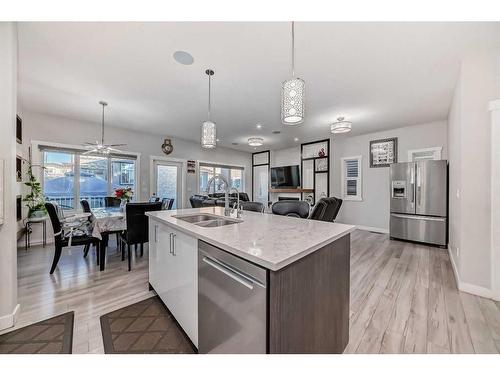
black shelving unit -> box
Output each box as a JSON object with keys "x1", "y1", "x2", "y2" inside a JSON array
[{"x1": 300, "y1": 139, "x2": 330, "y2": 205}]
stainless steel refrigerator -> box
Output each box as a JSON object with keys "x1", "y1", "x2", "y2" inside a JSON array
[{"x1": 389, "y1": 160, "x2": 448, "y2": 246}]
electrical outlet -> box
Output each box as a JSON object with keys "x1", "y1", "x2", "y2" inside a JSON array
[
  {"x1": 457, "y1": 247, "x2": 460, "y2": 258},
  {"x1": 456, "y1": 189, "x2": 460, "y2": 198}
]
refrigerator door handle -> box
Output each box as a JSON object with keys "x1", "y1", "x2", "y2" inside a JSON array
[
  {"x1": 410, "y1": 165, "x2": 415, "y2": 203},
  {"x1": 416, "y1": 165, "x2": 422, "y2": 206}
]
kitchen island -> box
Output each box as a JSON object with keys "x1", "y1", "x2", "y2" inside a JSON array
[{"x1": 146, "y1": 206, "x2": 355, "y2": 354}]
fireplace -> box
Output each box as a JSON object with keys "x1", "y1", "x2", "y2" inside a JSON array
[{"x1": 278, "y1": 196, "x2": 300, "y2": 201}]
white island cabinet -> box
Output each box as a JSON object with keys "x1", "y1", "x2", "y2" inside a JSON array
[{"x1": 149, "y1": 220, "x2": 198, "y2": 347}]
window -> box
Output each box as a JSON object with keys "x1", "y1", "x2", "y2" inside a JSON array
[
  {"x1": 199, "y1": 162, "x2": 244, "y2": 193},
  {"x1": 42, "y1": 147, "x2": 137, "y2": 209},
  {"x1": 341, "y1": 156, "x2": 362, "y2": 201}
]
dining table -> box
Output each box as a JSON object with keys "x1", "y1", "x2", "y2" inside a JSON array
[{"x1": 90, "y1": 207, "x2": 126, "y2": 271}]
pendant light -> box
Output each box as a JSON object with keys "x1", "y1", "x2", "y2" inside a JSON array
[
  {"x1": 281, "y1": 21, "x2": 305, "y2": 125},
  {"x1": 248, "y1": 137, "x2": 264, "y2": 147},
  {"x1": 83, "y1": 101, "x2": 126, "y2": 154},
  {"x1": 330, "y1": 117, "x2": 352, "y2": 134},
  {"x1": 201, "y1": 69, "x2": 217, "y2": 149}
]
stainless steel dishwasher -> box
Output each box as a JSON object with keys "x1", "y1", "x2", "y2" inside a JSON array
[{"x1": 198, "y1": 240, "x2": 267, "y2": 353}]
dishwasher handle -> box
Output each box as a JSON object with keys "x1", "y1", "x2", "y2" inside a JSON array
[{"x1": 202, "y1": 256, "x2": 265, "y2": 290}]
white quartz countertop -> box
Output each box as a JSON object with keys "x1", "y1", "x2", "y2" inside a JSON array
[{"x1": 146, "y1": 207, "x2": 355, "y2": 271}]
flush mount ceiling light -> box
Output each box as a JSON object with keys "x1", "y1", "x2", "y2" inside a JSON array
[
  {"x1": 330, "y1": 117, "x2": 352, "y2": 134},
  {"x1": 83, "y1": 101, "x2": 126, "y2": 155},
  {"x1": 281, "y1": 21, "x2": 305, "y2": 126},
  {"x1": 248, "y1": 137, "x2": 264, "y2": 147},
  {"x1": 201, "y1": 69, "x2": 217, "y2": 149},
  {"x1": 173, "y1": 50, "x2": 194, "y2": 65}
]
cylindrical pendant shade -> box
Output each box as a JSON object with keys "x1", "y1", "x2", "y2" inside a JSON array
[
  {"x1": 201, "y1": 120, "x2": 217, "y2": 149},
  {"x1": 281, "y1": 77, "x2": 305, "y2": 125}
]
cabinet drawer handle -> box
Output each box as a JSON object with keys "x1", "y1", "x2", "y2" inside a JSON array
[
  {"x1": 154, "y1": 225, "x2": 158, "y2": 243},
  {"x1": 172, "y1": 233, "x2": 176, "y2": 256},
  {"x1": 169, "y1": 233, "x2": 173, "y2": 254}
]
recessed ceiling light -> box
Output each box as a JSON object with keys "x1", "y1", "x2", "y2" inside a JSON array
[
  {"x1": 294, "y1": 137, "x2": 299, "y2": 142},
  {"x1": 173, "y1": 51, "x2": 194, "y2": 65},
  {"x1": 231, "y1": 142, "x2": 239, "y2": 146},
  {"x1": 256, "y1": 124, "x2": 262, "y2": 129},
  {"x1": 272, "y1": 130, "x2": 281, "y2": 134},
  {"x1": 216, "y1": 138, "x2": 220, "y2": 142},
  {"x1": 248, "y1": 137, "x2": 264, "y2": 147}
]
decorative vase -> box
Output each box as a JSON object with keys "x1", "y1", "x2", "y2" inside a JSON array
[{"x1": 120, "y1": 199, "x2": 127, "y2": 212}]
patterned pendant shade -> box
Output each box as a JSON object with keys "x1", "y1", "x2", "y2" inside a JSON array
[
  {"x1": 281, "y1": 77, "x2": 305, "y2": 125},
  {"x1": 201, "y1": 69, "x2": 217, "y2": 149},
  {"x1": 201, "y1": 120, "x2": 217, "y2": 149}
]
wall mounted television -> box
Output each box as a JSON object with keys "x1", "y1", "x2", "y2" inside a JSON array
[{"x1": 270, "y1": 165, "x2": 300, "y2": 188}]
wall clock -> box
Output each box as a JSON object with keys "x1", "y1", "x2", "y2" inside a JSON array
[{"x1": 161, "y1": 138, "x2": 174, "y2": 155}]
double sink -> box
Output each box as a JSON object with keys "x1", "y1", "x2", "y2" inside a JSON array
[{"x1": 173, "y1": 213, "x2": 242, "y2": 228}]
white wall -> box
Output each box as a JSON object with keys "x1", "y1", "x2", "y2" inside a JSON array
[
  {"x1": 0, "y1": 23, "x2": 19, "y2": 331},
  {"x1": 447, "y1": 50, "x2": 500, "y2": 294},
  {"x1": 19, "y1": 110, "x2": 252, "y2": 243},
  {"x1": 331, "y1": 121, "x2": 448, "y2": 232}
]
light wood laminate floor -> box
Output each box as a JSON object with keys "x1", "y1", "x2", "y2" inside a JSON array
[{"x1": 7, "y1": 230, "x2": 500, "y2": 354}]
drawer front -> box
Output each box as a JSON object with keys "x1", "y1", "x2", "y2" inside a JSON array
[{"x1": 390, "y1": 214, "x2": 447, "y2": 246}]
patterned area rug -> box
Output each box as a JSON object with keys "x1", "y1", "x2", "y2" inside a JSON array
[
  {"x1": 100, "y1": 296, "x2": 195, "y2": 354},
  {"x1": 0, "y1": 312, "x2": 74, "y2": 354}
]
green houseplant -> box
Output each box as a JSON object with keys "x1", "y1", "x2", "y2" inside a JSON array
[{"x1": 22, "y1": 157, "x2": 46, "y2": 218}]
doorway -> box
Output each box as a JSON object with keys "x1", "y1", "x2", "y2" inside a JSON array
[{"x1": 152, "y1": 159, "x2": 183, "y2": 209}]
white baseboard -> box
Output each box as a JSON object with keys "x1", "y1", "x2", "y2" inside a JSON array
[
  {"x1": 447, "y1": 245, "x2": 497, "y2": 300},
  {"x1": 354, "y1": 225, "x2": 389, "y2": 234},
  {"x1": 0, "y1": 304, "x2": 20, "y2": 331}
]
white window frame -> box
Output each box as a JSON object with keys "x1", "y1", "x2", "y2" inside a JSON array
[
  {"x1": 407, "y1": 147, "x2": 442, "y2": 162},
  {"x1": 196, "y1": 160, "x2": 245, "y2": 194},
  {"x1": 32, "y1": 140, "x2": 140, "y2": 211},
  {"x1": 341, "y1": 155, "x2": 363, "y2": 202}
]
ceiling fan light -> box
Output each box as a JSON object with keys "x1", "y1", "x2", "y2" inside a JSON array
[
  {"x1": 201, "y1": 120, "x2": 217, "y2": 149},
  {"x1": 330, "y1": 117, "x2": 352, "y2": 134},
  {"x1": 248, "y1": 137, "x2": 264, "y2": 147}
]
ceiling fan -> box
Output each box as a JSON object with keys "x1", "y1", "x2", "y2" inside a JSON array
[{"x1": 83, "y1": 101, "x2": 126, "y2": 155}]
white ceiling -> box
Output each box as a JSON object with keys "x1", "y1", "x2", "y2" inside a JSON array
[{"x1": 18, "y1": 22, "x2": 500, "y2": 152}]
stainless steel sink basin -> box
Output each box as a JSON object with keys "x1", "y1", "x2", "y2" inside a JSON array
[
  {"x1": 173, "y1": 214, "x2": 220, "y2": 223},
  {"x1": 172, "y1": 213, "x2": 242, "y2": 227},
  {"x1": 194, "y1": 218, "x2": 240, "y2": 228}
]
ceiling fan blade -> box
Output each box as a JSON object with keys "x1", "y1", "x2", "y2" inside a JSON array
[
  {"x1": 106, "y1": 147, "x2": 124, "y2": 153},
  {"x1": 82, "y1": 149, "x2": 96, "y2": 155},
  {"x1": 83, "y1": 142, "x2": 98, "y2": 146},
  {"x1": 108, "y1": 144, "x2": 127, "y2": 147}
]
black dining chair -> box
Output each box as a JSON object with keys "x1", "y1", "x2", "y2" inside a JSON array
[
  {"x1": 45, "y1": 202, "x2": 100, "y2": 274},
  {"x1": 119, "y1": 202, "x2": 163, "y2": 271},
  {"x1": 241, "y1": 201, "x2": 265, "y2": 213},
  {"x1": 149, "y1": 196, "x2": 160, "y2": 203},
  {"x1": 308, "y1": 197, "x2": 343, "y2": 222},
  {"x1": 104, "y1": 196, "x2": 122, "y2": 246},
  {"x1": 271, "y1": 200, "x2": 310, "y2": 219},
  {"x1": 105, "y1": 196, "x2": 121, "y2": 207},
  {"x1": 79, "y1": 200, "x2": 96, "y2": 258},
  {"x1": 161, "y1": 198, "x2": 175, "y2": 210}
]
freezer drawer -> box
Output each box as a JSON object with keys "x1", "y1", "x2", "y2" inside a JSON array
[{"x1": 390, "y1": 213, "x2": 447, "y2": 246}]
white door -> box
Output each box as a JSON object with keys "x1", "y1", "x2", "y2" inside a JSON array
[{"x1": 153, "y1": 160, "x2": 183, "y2": 209}]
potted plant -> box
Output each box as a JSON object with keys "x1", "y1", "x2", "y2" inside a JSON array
[
  {"x1": 23, "y1": 158, "x2": 46, "y2": 218},
  {"x1": 114, "y1": 187, "x2": 133, "y2": 212}
]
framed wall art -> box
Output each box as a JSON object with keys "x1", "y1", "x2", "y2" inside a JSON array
[{"x1": 369, "y1": 137, "x2": 398, "y2": 168}]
